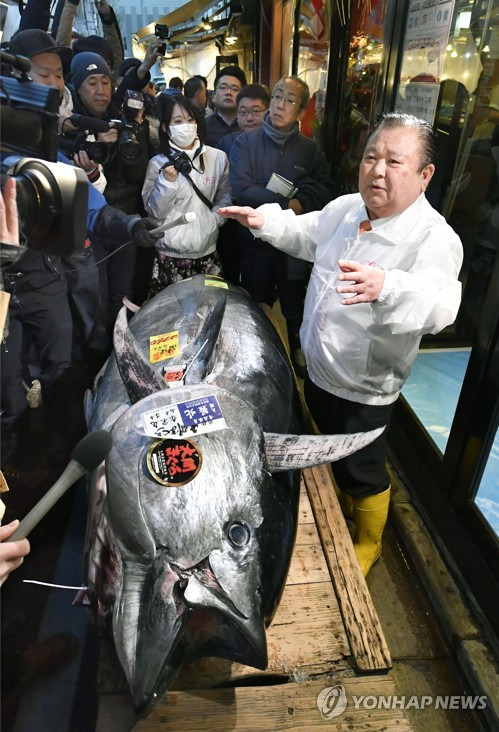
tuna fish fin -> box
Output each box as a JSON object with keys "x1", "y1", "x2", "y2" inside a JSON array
[
  {"x1": 263, "y1": 427, "x2": 386, "y2": 471},
  {"x1": 113, "y1": 306, "x2": 167, "y2": 404},
  {"x1": 183, "y1": 293, "x2": 227, "y2": 384}
]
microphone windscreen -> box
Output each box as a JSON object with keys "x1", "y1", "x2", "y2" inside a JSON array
[
  {"x1": 71, "y1": 430, "x2": 113, "y2": 471},
  {"x1": 69, "y1": 115, "x2": 111, "y2": 133},
  {"x1": 184, "y1": 212, "x2": 197, "y2": 223}
]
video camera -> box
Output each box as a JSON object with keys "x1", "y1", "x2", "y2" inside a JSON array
[
  {"x1": 0, "y1": 51, "x2": 88, "y2": 259},
  {"x1": 60, "y1": 90, "x2": 144, "y2": 165},
  {"x1": 154, "y1": 24, "x2": 170, "y2": 56},
  {"x1": 118, "y1": 89, "x2": 144, "y2": 162}
]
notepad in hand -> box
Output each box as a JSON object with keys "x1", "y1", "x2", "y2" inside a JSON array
[{"x1": 266, "y1": 173, "x2": 298, "y2": 198}]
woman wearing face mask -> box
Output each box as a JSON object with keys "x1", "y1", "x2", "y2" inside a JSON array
[{"x1": 142, "y1": 95, "x2": 232, "y2": 292}]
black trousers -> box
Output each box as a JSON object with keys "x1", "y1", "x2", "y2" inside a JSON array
[
  {"x1": 240, "y1": 243, "x2": 309, "y2": 335},
  {"x1": 91, "y1": 234, "x2": 136, "y2": 335},
  {"x1": 304, "y1": 376, "x2": 395, "y2": 498},
  {"x1": 1, "y1": 289, "x2": 72, "y2": 427}
]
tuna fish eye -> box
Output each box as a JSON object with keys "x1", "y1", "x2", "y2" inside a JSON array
[{"x1": 227, "y1": 521, "x2": 250, "y2": 548}]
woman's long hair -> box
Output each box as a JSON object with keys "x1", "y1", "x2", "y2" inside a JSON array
[{"x1": 157, "y1": 94, "x2": 207, "y2": 155}]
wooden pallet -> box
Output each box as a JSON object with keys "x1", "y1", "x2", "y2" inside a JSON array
[
  {"x1": 97, "y1": 469, "x2": 403, "y2": 731},
  {"x1": 133, "y1": 676, "x2": 413, "y2": 731},
  {"x1": 303, "y1": 465, "x2": 392, "y2": 673}
]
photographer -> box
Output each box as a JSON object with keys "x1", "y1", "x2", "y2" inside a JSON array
[
  {"x1": 66, "y1": 51, "x2": 153, "y2": 326},
  {"x1": 142, "y1": 95, "x2": 231, "y2": 290},
  {"x1": 1, "y1": 34, "x2": 161, "y2": 463}
]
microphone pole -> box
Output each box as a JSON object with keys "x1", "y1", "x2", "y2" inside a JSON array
[{"x1": 6, "y1": 430, "x2": 113, "y2": 542}]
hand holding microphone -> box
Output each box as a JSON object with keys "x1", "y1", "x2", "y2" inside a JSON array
[
  {"x1": 131, "y1": 212, "x2": 197, "y2": 248},
  {"x1": 6, "y1": 430, "x2": 113, "y2": 542}
]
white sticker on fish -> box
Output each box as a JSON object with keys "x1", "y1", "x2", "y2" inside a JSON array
[{"x1": 142, "y1": 394, "x2": 227, "y2": 439}]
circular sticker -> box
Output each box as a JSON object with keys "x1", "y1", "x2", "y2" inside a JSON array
[{"x1": 146, "y1": 438, "x2": 202, "y2": 486}]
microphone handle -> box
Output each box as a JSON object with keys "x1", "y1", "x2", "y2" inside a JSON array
[
  {"x1": 6, "y1": 461, "x2": 86, "y2": 541},
  {"x1": 149, "y1": 213, "x2": 195, "y2": 235}
]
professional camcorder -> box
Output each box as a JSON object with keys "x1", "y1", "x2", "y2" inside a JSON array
[
  {"x1": 168, "y1": 149, "x2": 193, "y2": 176},
  {"x1": 0, "y1": 51, "x2": 87, "y2": 258},
  {"x1": 154, "y1": 24, "x2": 170, "y2": 56},
  {"x1": 118, "y1": 89, "x2": 144, "y2": 162}
]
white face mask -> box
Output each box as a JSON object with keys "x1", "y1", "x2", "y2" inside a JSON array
[{"x1": 169, "y1": 123, "x2": 197, "y2": 148}]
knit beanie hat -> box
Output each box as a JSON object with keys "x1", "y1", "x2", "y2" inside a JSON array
[
  {"x1": 117, "y1": 57, "x2": 141, "y2": 78},
  {"x1": 71, "y1": 52, "x2": 112, "y2": 91}
]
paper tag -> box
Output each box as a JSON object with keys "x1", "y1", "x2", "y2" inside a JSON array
[
  {"x1": 142, "y1": 395, "x2": 226, "y2": 439},
  {"x1": 149, "y1": 331, "x2": 179, "y2": 363},
  {"x1": 162, "y1": 363, "x2": 187, "y2": 385},
  {"x1": 0, "y1": 471, "x2": 9, "y2": 494},
  {"x1": 204, "y1": 277, "x2": 228, "y2": 289},
  {"x1": 146, "y1": 438, "x2": 202, "y2": 486}
]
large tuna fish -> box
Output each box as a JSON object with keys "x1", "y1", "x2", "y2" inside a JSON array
[{"x1": 84, "y1": 274, "x2": 382, "y2": 714}]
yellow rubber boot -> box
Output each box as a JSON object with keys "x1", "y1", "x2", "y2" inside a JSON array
[{"x1": 352, "y1": 487, "x2": 391, "y2": 577}]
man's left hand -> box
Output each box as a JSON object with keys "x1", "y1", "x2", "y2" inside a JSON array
[{"x1": 336, "y1": 259, "x2": 385, "y2": 305}]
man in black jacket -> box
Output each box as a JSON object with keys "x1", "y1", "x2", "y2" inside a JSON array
[
  {"x1": 67, "y1": 52, "x2": 154, "y2": 326},
  {"x1": 230, "y1": 76, "x2": 332, "y2": 376},
  {"x1": 205, "y1": 66, "x2": 247, "y2": 146}
]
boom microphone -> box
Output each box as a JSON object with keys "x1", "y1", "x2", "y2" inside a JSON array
[
  {"x1": 68, "y1": 114, "x2": 112, "y2": 133},
  {"x1": 0, "y1": 50, "x2": 32, "y2": 74},
  {"x1": 6, "y1": 430, "x2": 113, "y2": 541},
  {"x1": 149, "y1": 212, "x2": 197, "y2": 235}
]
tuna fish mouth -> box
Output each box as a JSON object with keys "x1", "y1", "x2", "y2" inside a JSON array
[
  {"x1": 171, "y1": 558, "x2": 246, "y2": 619},
  {"x1": 131, "y1": 552, "x2": 267, "y2": 714}
]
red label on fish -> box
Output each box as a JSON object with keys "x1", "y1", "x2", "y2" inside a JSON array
[
  {"x1": 162, "y1": 363, "x2": 186, "y2": 384},
  {"x1": 146, "y1": 438, "x2": 202, "y2": 486}
]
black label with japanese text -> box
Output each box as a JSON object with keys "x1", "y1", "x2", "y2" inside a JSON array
[{"x1": 146, "y1": 438, "x2": 202, "y2": 486}]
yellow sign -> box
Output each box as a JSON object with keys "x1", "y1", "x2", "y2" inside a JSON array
[{"x1": 150, "y1": 331, "x2": 179, "y2": 363}]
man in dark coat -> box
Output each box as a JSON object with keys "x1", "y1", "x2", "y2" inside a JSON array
[{"x1": 229, "y1": 76, "x2": 332, "y2": 376}]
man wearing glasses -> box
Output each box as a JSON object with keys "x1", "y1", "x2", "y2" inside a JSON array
[
  {"x1": 205, "y1": 66, "x2": 247, "y2": 146},
  {"x1": 229, "y1": 76, "x2": 332, "y2": 377},
  {"x1": 218, "y1": 85, "x2": 270, "y2": 157},
  {"x1": 217, "y1": 84, "x2": 271, "y2": 283}
]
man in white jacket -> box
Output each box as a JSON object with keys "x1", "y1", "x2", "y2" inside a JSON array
[{"x1": 218, "y1": 112, "x2": 463, "y2": 577}]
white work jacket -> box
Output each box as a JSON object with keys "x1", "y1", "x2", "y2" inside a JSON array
[
  {"x1": 142, "y1": 144, "x2": 231, "y2": 259},
  {"x1": 253, "y1": 193, "x2": 463, "y2": 405}
]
